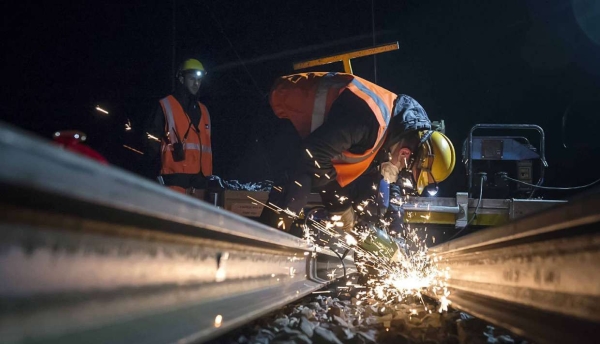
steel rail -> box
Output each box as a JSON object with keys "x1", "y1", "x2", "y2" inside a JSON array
[
  {"x1": 429, "y1": 189, "x2": 600, "y2": 344},
  {"x1": 0, "y1": 121, "x2": 356, "y2": 344}
]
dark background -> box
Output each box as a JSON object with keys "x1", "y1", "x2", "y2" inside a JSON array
[{"x1": 2, "y1": 0, "x2": 599, "y2": 199}]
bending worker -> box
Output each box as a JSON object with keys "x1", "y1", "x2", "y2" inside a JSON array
[
  {"x1": 145, "y1": 58, "x2": 214, "y2": 196},
  {"x1": 258, "y1": 72, "x2": 456, "y2": 252}
]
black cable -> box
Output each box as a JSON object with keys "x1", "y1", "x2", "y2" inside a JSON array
[
  {"x1": 332, "y1": 250, "x2": 347, "y2": 280},
  {"x1": 503, "y1": 175, "x2": 600, "y2": 190}
]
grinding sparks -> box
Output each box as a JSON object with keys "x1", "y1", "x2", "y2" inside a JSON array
[
  {"x1": 355, "y1": 218, "x2": 452, "y2": 313},
  {"x1": 438, "y1": 289, "x2": 451, "y2": 313},
  {"x1": 345, "y1": 197, "x2": 450, "y2": 312},
  {"x1": 257, "y1": 178, "x2": 451, "y2": 314},
  {"x1": 305, "y1": 149, "x2": 313, "y2": 158},
  {"x1": 345, "y1": 234, "x2": 358, "y2": 246},
  {"x1": 277, "y1": 218, "x2": 286, "y2": 230},
  {"x1": 146, "y1": 132, "x2": 160, "y2": 142},
  {"x1": 327, "y1": 269, "x2": 337, "y2": 280},
  {"x1": 95, "y1": 106, "x2": 109, "y2": 114},
  {"x1": 123, "y1": 145, "x2": 144, "y2": 155}
]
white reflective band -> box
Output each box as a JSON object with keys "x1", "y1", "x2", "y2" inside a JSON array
[
  {"x1": 349, "y1": 79, "x2": 391, "y2": 125},
  {"x1": 333, "y1": 129, "x2": 387, "y2": 164},
  {"x1": 167, "y1": 143, "x2": 204, "y2": 151},
  {"x1": 160, "y1": 98, "x2": 177, "y2": 145},
  {"x1": 185, "y1": 143, "x2": 200, "y2": 150},
  {"x1": 201, "y1": 145, "x2": 212, "y2": 153}
]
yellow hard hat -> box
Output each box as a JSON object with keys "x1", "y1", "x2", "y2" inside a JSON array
[
  {"x1": 178, "y1": 59, "x2": 206, "y2": 77},
  {"x1": 415, "y1": 131, "x2": 456, "y2": 195}
]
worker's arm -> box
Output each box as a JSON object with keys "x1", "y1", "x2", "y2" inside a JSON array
[{"x1": 385, "y1": 181, "x2": 405, "y2": 233}]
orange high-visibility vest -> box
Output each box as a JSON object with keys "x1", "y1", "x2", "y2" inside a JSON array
[
  {"x1": 159, "y1": 95, "x2": 212, "y2": 176},
  {"x1": 270, "y1": 72, "x2": 396, "y2": 187}
]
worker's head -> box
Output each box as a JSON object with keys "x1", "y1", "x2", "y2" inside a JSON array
[
  {"x1": 384, "y1": 130, "x2": 456, "y2": 195},
  {"x1": 177, "y1": 59, "x2": 206, "y2": 95}
]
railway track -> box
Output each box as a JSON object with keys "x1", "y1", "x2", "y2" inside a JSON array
[
  {"x1": 1, "y1": 121, "x2": 599, "y2": 344},
  {"x1": 0, "y1": 122, "x2": 355, "y2": 344}
]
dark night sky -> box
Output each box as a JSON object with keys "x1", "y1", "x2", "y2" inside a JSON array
[{"x1": 2, "y1": 0, "x2": 599, "y2": 199}]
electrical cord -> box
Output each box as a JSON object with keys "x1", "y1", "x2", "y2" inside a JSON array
[
  {"x1": 449, "y1": 173, "x2": 486, "y2": 240},
  {"x1": 502, "y1": 174, "x2": 600, "y2": 190}
]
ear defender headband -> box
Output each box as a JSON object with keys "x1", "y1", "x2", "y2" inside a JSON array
[
  {"x1": 417, "y1": 131, "x2": 439, "y2": 195},
  {"x1": 397, "y1": 130, "x2": 438, "y2": 195}
]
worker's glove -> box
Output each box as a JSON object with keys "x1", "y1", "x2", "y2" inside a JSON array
[{"x1": 380, "y1": 161, "x2": 400, "y2": 184}]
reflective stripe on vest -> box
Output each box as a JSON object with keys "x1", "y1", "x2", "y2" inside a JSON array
[
  {"x1": 198, "y1": 103, "x2": 212, "y2": 168},
  {"x1": 349, "y1": 78, "x2": 391, "y2": 125},
  {"x1": 332, "y1": 77, "x2": 393, "y2": 164},
  {"x1": 331, "y1": 76, "x2": 396, "y2": 186},
  {"x1": 161, "y1": 98, "x2": 177, "y2": 144},
  {"x1": 165, "y1": 142, "x2": 212, "y2": 153}
]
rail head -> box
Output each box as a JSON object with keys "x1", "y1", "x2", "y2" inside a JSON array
[{"x1": 0, "y1": 121, "x2": 306, "y2": 250}]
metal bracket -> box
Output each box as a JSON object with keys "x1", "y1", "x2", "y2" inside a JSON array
[{"x1": 455, "y1": 192, "x2": 469, "y2": 228}]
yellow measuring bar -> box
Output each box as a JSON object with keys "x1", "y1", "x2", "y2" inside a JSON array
[{"x1": 293, "y1": 42, "x2": 399, "y2": 74}]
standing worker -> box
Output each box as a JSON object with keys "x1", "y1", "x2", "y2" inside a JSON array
[
  {"x1": 258, "y1": 72, "x2": 456, "y2": 256},
  {"x1": 145, "y1": 58, "x2": 215, "y2": 198}
]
